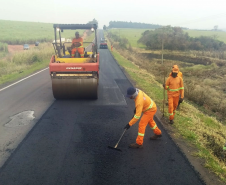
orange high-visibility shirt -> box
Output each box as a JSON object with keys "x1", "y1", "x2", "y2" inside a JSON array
[
  {"x1": 129, "y1": 90, "x2": 156, "y2": 126},
  {"x1": 165, "y1": 76, "x2": 184, "y2": 98},
  {"x1": 71, "y1": 47, "x2": 84, "y2": 58},
  {"x1": 169, "y1": 71, "x2": 183, "y2": 79},
  {"x1": 72, "y1": 37, "x2": 83, "y2": 48}
]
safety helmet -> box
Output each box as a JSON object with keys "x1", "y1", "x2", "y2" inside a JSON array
[
  {"x1": 172, "y1": 65, "x2": 179, "y2": 73},
  {"x1": 126, "y1": 87, "x2": 137, "y2": 98}
]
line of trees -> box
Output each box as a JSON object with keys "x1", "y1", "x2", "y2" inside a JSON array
[
  {"x1": 138, "y1": 26, "x2": 226, "y2": 51},
  {"x1": 108, "y1": 21, "x2": 162, "y2": 29}
]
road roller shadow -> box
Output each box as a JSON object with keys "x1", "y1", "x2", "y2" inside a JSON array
[{"x1": 52, "y1": 82, "x2": 128, "y2": 106}]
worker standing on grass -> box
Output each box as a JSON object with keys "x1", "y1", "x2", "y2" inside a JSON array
[
  {"x1": 169, "y1": 65, "x2": 183, "y2": 109},
  {"x1": 124, "y1": 87, "x2": 162, "y2": 149},
  {"x1": 163, "y1": 65, "x2": 184, "y2": 124},
  {"x1": 71, "y1": 31, "x2": 84, "y2": 58}
]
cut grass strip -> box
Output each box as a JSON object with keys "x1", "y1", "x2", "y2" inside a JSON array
[
  {"x1": 0, "y1": 43, "x2": 53, "y2": 86},
  {"x1": 0, "y1": 59, "x2": 49, "y2": 86}
]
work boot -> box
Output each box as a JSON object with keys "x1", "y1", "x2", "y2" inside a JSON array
[
  {"x1": 129, "y1": 143, "x2": 143, "y2": 149},
  {"x1": 150, "y1": 134, "x2": 162, "y2": 140},
  {"x1": 169, "y1": 120, "x2": 174, "y2": 124}
]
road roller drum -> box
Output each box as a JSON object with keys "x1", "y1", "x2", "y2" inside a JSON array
[{"x1": 52, "y1": 77, "x2": 98, "y2": 99}]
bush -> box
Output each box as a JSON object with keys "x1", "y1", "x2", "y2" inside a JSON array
[
  {"x1": 0, "y1": 42, "x2": 8, "y2": 52},
  {"x1": 108, "y1": 32, "x2": 130, "y2": 49}
]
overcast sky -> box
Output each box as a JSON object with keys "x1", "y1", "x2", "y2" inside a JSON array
[{"x1": 0, "y1": 0, "x2": 225, "y2": 30}]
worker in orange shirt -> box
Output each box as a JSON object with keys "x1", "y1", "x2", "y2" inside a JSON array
[
  {"x1": 124, "y1": 87, "x2": 162, "y2": 148},
  {"x1": 71, "y1": 32, "x2": 84, "y2": 58},
  {"x1": 168, "y1": 65, "x2": 183, "y2": 109},
  {"x1": 164, "y1": 65, "x2": 184, "y2": 124}
]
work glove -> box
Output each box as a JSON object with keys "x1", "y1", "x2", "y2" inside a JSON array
[
  {"x1": 179, "y1": 98, "x2": 183, "y2": 103},
  {"x1": 124, "y1": 124, "x2": 131, "y2": 130},
  {"x1": 134, "y1": 108, "x2": 136, "y2": 114}
]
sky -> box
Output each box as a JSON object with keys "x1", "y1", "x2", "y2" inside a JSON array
[{"x1": 0, "y1": 0, "x2": 226, "y2": 30}]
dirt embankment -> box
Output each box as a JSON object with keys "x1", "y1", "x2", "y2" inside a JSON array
[
  {"x1": 8, "y1": 45, "x2": 35, "y2": 54},
  {"x1": 143, "y1": 53, "x2": 213, "y2": 65},
  {"x1": 142, "y1": 52, "x2": 226, "y2": 67}
]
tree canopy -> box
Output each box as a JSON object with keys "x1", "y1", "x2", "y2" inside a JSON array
[
  {"x1": 87, "y1": 19, "x2": 98, "y2": 27},
  {"x1": 138, "y1": 26, "x2": 226, "y2": 51}
]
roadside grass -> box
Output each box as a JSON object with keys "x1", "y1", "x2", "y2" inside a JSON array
[
  {"x1": 0, "y1": 43, "x2": 53, "y2": 85},
  {"x1": 0, "y1": 59, "x2": 49, "y2": 85},
  {"x1": 105, "y1": 35, "x2": 226, "y2": 182},
  {"x1": 185, "y1": 30, "x2": 226, "y2": 43}
]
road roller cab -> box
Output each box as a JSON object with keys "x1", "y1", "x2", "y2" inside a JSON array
[{"x1": 49, "y1": 24, "x2": 99, "y2": 99}]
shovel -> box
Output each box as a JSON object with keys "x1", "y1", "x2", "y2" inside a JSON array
[{"x1": 108, "y1": 129, "x2": 127, "y2": 152}]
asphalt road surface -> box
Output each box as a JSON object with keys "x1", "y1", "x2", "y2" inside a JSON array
[{"x1": 0, "y1": 30, "x2": 205, "y2": 185}]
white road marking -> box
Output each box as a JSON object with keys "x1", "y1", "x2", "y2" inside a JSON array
[{"x1": 0, "y1": 68, "x2": 49, "y2": 92}]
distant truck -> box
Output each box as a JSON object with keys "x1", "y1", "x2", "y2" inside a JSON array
[
  {"x1": 23, "y1": 44, "x2": 29, "y2": 50},
  {"x1": 99, "y1": 38, "x2": 108, "y2": 49}
]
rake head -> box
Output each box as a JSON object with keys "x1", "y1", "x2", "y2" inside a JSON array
[{"x1": 108, "y1": 146, "x2": 122, "y2": 152}]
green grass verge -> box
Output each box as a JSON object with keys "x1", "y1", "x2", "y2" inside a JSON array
[
  {"x1": 0, "y1": 43, "x2": 54, "y2": 86},
  {"x1": 0, "y1": 59, "x2": 49, "y2": 86},
  {"x1": 107, "y1": 37, "x2": 226, "y2": 182}
]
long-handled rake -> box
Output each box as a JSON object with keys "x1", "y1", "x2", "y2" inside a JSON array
[{"x1": 108, "y1": 129, "x2": 127, "y2": 152}]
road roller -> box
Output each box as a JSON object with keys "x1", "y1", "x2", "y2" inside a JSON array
[{"x1": 49, "y1": 24, "x2": 99, "y2": 99}]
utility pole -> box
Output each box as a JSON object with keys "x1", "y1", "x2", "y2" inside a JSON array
[
  {"x1": 159, "y1": 26, "x2": 172, "y2": 117},
  {"x1": 162, "y1": 37, "x2": 165, "y2": 117}
]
